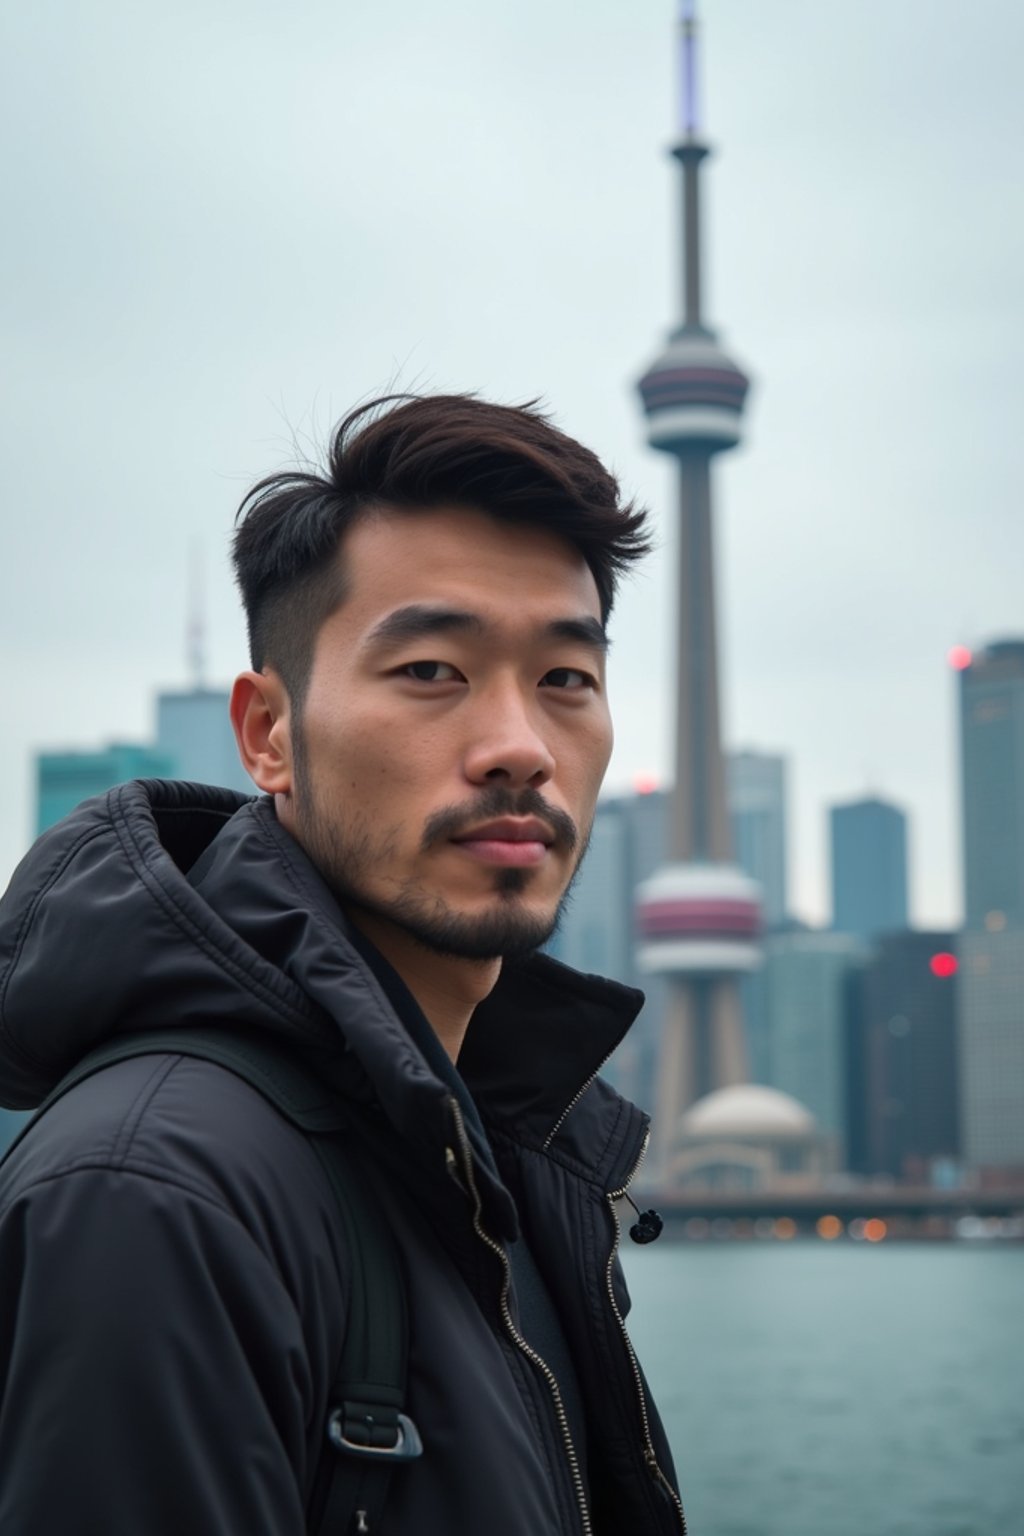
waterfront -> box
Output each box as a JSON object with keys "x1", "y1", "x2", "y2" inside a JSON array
[{"x1": 621, "y1": 1242, "x2": 1024, "y2": 1536}]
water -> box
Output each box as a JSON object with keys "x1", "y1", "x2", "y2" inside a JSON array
[{"x1": 620, "y1": 1242, "x2": 1024, "y2": 1536}]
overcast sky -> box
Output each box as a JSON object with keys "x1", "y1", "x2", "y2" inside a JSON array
[{"x1": 2, "y1": 0, "x2": 1021, "y2": 926}]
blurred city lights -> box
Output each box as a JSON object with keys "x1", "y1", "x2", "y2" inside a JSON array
[
  {"x1": 948, "y1": 644, "x2": 973, "y2": 670},
  {"x1": 773, "y1": 1217, "x2": 797, "y2": 1240},
  {"x1": 929, "y1": 952, "x2": 958, "y2": 978},
  {"x1": 816, "y1": 1214, "x2": 843, "y2": 1240},
  {"x1": 633, "y1": 772, "x2": 659, "y2": 795},
  {"x1": 863, "y1": 1218, "x2": 888, "y2": 1243}
]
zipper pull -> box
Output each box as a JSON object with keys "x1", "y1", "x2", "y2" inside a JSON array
[{"x1": 622, "y1": 1190, "x2": 664, "y2": 1244}]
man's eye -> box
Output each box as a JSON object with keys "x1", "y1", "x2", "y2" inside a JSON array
[
  {"x1": 402, "y1": 660, "x2": 461, "y2": 682},
  {"x1": 540, "y1": 668, "x2": 590, "y2": 690}
]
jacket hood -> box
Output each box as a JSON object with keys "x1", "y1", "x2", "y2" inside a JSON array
[
  {"x1": 0, "y1": 780, "x2": 646, "y2": 1200},
  {"x1": 0, "y1": 780, "x2": 327, "y2": 1105}
]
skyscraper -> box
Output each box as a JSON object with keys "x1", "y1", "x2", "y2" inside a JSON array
[
  {"x1": 35, "y1": 569, "x2": 252, "y2": 836},
  {"x1": 955, "y1": 639, "x2": 1024, "y2": 1176},
  {"x1": 37, "y1": 743, "x2": 176, "y2": 834},
  {"x1": 155, "y1": 686, "x2": 253, "y2": 795},
  {"x1": 830, "y1": 796, "x2": 909, "y2": 942},
  {"x1": 755, "y1": 928, "x2": 865, "y2": 1165},
  {"x1": 844, "y1": 933, "x2": 960, "y2": 1182},
  {"x1": 633, "y1": 4, "x2": 760, "y2": 1174},
  {"x1": 957, "y1": 639, "x2": 1024, "y2": 929},
  {"x1": 154, "y1": 554, "x2": 254, "y2": 797},
  {"x1": 958, "y1": 929, "x2": 1024, "y2": 1176},
  {"x1": 35, "y1": 688, "x2": 251, "y2": 837},
  {"x1": 728, "y1": 750, "x2": 788, "y2": 928}
]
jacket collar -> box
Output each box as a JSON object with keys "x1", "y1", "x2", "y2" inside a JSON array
[{"x1": 203, "y1": 798, "x2": 649, "y2": 1195}]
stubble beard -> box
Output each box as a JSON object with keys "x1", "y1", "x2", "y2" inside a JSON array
[{"x1": 291, "y1": 735, "x2": 588, "y2": 962}]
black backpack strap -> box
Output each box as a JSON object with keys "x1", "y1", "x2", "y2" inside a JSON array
[
  {"x1": 309, "y1": 1131, "x2": 422, "y2": 1535},
  {"x1": 16, "y1": 1028, "x2": 351, "y2": 1135},
  {"x1": 7, "y1": 1028, "x2": 422, "y2": 1536}
]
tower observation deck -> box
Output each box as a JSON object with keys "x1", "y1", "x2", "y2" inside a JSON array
[{"x1": 635, "y1": 2, "x2": 761, "y2": 1180}]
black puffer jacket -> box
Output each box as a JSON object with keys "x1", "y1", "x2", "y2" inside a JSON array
[{"x1": 0, "y1": 780, "x2": 684, "y2": 1535}]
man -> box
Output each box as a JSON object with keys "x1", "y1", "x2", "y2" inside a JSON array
[{"x1": 0, "y1": 394, "x2": 684, "y2": 1534}]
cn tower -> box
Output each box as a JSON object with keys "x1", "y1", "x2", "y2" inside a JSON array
[{"x1": 634, "y1": 1, "x2": 761, "y2": 1181}]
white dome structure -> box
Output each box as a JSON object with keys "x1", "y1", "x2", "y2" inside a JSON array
[
  {"x1": 680, "y1": 1084, "x2": 816, "y2": 1142},
  {"x1": 667, "y1": 1084, "x2": 826, "y2": 1194}
]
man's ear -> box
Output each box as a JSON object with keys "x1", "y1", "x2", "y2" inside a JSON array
[{"x1": 230, "y1": 670, "x2": 294, "y2": 794}]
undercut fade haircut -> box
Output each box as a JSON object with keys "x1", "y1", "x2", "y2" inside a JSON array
[{"x1": 232, "y1": 393, "x2": 651, "y2": 710}]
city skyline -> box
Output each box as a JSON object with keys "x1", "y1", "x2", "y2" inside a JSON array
[{"x1": 3, "y1": 1, "x2": 1024, "y2": 928}]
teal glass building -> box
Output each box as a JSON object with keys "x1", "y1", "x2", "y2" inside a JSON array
[
  {"x1": 36, "y1": 686, "x2": 253, "y2": 836},
  {"x1": 830, "y1": 796, "x2": 909, "y2": 942},
  {"x1": 37, "y1": 743, "x2": 176, "y2": 834}
]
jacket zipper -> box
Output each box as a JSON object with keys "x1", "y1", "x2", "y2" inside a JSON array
[
  {"x1": 446, "y1": 1098, "x2": 592, "y2": 1536},
  {"x1": 606, "y1": 1130, "x2": 688, "y2": 1534},
  {"x1": 542, "y1": 1042, "x2": 621, "y2": 1150}
]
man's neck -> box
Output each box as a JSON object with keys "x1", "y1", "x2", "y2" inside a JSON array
[{"x1": 344, "y1": 910, "x2": 500, "y2": 1062}]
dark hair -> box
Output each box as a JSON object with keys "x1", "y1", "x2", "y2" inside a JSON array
[{"x1": 232, "y1": 393, "x2": 650, "y2": 707}]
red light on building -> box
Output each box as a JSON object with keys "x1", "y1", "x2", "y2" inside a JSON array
[
  {"x1": 929, "y1": 952, "x2": 958, "y2": 978},
  {"x1": 947, "y1": 645, "x2": 972, "y2": 671},
  {"x1": 633, "y1": 772, "x2": 659, "y2": 796}
]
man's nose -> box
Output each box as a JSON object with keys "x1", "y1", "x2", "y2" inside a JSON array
[{"x1": 463, "y1": 685, "x2": 556, "y2": 788}]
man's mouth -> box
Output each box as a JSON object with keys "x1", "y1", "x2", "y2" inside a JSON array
[{"x1": 450, "y1": 817, "x2": 555, "y2": 868}]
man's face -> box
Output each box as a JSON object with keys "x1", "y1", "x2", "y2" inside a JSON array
[{"x1": 280, "y1": 503, "x2": 613, "y2": 961}]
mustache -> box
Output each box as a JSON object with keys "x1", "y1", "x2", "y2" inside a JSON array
[{"x1": 421, "y1": 786, "x2": 578, "y2": 854}]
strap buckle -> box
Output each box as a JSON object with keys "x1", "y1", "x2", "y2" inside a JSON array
[{"x1": 327, "y1": 1406, "x2": 423, "y2": 1462}]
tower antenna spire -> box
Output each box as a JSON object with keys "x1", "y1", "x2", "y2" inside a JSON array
[
  {"x1": 680, "y1": 0, "x2": 700, "y2": 140},
  {"x1": 187, "y1": 543, "x2": 207, "y2": 690}
]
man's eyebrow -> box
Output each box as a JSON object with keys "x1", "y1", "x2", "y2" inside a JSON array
[
  {"x1": 546, "y1": 616, "x2": 610, "y2": 654},
  {"x1": 364, "y1": 605, "x2": 609, "y2": 654},
  {"x1": 364, "y1": 606, "x2": 485, "y2": 649}
]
